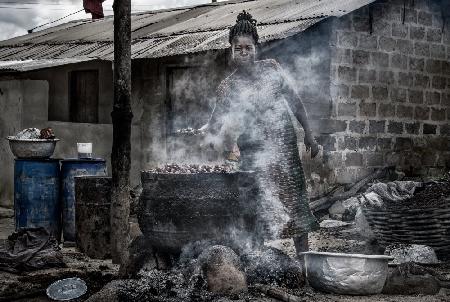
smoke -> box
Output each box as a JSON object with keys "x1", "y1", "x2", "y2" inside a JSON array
[{"x1": 144, "y1": 25, "x2": 330, "y2": 247}]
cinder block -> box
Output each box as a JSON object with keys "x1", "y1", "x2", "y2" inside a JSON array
[
  {"x1": 426, "y1": 28, "x2": 443, "y2": 43},
  {"x1": 409, "y1": 57, "x2": 425, "y2": 72},
  {"x1": 364, "y1": 152, "x2": 384, "y2": 167},
  {"x1": 353, "y1": 50, "x2": 370, "y2": 65},
  {"x1": 373, "y1": 86, "x2": 389, "y2": 100},
  {"x1": 414, "y1": 106, "x2": 430, "y2": 120},
  {"x1": 387, "y1": 121, "x2": 403, "y2": 134},
  {"x1": 426, "y1": 59, "x2": 442, "y2": 74},
  {"x1": 405, "y1": 122, "x2": 420, "y2": 134},
  {"x1": 425, "y1": 91, "x2": 441, "y2": 105},
  {"x1": 394, "y1": 137, "x2": 413, "y2": 150},
  {"x1": 338, "y1": 31, "x2": 358, "y2": 48},
  {"x1": 431, "y1": 108, "x2": 446, "y2": 121},
  {"x1": 414, "y1": 41, "x2": 430, "y2": 56},
  {"x1": 396, "y1": 39, "x2": 414, "y2": 54},
  {"x1": 410, "y1": 26, "x2": 425, "y2": 40},
  {"x1": 423, "y1": 123, "x2": 437, "y2": 134},
  {"x1": 351, "y1": 85, "x2": 370, "y2": 99},
  {"x1": 379, "y1": 103, "x2": 395, "y2": 117},
  {"x1": 377, "y1": 137, "x2": 393, "y2": 150},
  {"x1": 345, "y1": 152, "x2": 363, "y2": 166},
  {"x1": 398, "y1": 72, "x2": 414, "y2": 87},
  {"x1": 359, "y1": 34, "x2": 378, "y2": 49},
  {"x1": 430, "y1": 44, "x2": 446, "y2": 59},
  {"x1": 349, "y1": 121, "x2": 366, "y2": 133},
  {"x1": 392, "y1": 22, "x2": 408, "y2": 38},
  {"x1": 432, "y1": 76, "x2": 447, "y2": 89},
  {"x1": 408, "y1": 89, "x2": 424, "y2": 104},
  {"x1": 353, "y1": 16, "x2": 370, "y2": 32},
  {"x1": 379, "y1": 70, "x2": 395, "y2": 84},
  {"x1": 359, "y1": 136, "x2": 378, "y2": 150},
  {"x1": 359, "y1": 68, "x2": 377, "y2": 83},
  {"x1": 369, "y1": 120, "x2": 386, "y2": 133},
  {"x1": 391, "y1": 53, "x2": 408, "y2": 69},
  {"x1": 338, "y1": 66, "x2": 357, "y2": 83},
  {"x1": 397, "y1": 105, "x2": 414, "y2": 118},
  {"x1": 418, "y1": 11, "x2": 432, "y2": 26},
  {"x1": 391, "y1": 88, "x2": 407, "y2": 102},
  {"x1": 380, "y1": 37, "x2": 397, "y2": 52},
  {"x1": 413, "y1": 74, "x2": 430, "y2": 88},
  {"x1": 338, "y1": 103, "x2": 357, "y2": 117},
  {"x1": 371, "y1": 52, "x2": 389, "y2": 67},
  {"x1": 360, "y1": 102, "x2": 377, "y2": 117}
]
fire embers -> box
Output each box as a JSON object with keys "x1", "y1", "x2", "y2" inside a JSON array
[
  {"x1": 147, "y1": 163, "x2": 236, "y2": 174},
  {"x1": 174, "y1": 127, "x2": 205, "y2": 136},
  {"x1": 39, "y1": 127, "x2": 56, "y2": 139}
]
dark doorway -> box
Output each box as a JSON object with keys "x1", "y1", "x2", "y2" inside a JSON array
[{"x1": 69, "y1": 70, "x2": 99, "y2": 123}]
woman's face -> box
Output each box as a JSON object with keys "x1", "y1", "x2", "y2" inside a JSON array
[{"x1": 231, "y1": 35, "x2": 256, "y2": 67}]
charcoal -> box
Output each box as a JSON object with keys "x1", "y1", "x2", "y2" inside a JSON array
[
  {"x1": 386, "y1": 181, "x2": 450, "y2": 210},
  {"x1": 174, "y1": 127, "x2": 205, "y2": 136},
  {"x1": 147, "y1": 163, "x2": 236, "y2": 174}
]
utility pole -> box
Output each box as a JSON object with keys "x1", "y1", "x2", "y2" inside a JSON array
[{"x1": 111, "y1": 0, "x2": 133, "y2": 265}]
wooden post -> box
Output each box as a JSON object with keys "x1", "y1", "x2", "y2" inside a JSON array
[{"x1": 111, "y1": 0, "x2": 133, "y2": 265}]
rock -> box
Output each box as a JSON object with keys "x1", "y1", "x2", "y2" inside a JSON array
[
  {"x1": 328, "y1": 196, "x2": 360, "y2": 221},
  {"x1": 385, "y1": 244, "x2": 439, "y2": 265},
  {"x1": 241, "y1": 246, "x2": 304, "y2": 289},
  {"x1": 382, "y1": 263, "x2": 441, "y2": 295},
  {"x1": 354, "y1": 207, "x2": 375, "y2": 239},
  {"x1": 198, "y1": 245, "x2": 247, "y2": 294}
]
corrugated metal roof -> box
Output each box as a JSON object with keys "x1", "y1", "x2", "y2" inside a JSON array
[
  {"x1": 0, "y1": 58, "x2": 93, "y2": 72},
  {"x1": 0, "y1": 0, "x2": 375, "y2": 62}
]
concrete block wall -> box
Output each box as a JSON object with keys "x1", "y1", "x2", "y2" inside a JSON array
[{"x1": 326, "y1": 0, "x2": 450, "y2": 183}]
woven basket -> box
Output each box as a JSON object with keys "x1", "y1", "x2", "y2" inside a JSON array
[{"x1": 362, "y1": 204, "x2": 450, "y2": 259}]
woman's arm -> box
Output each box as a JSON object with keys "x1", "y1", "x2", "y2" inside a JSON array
[
  {"x1": 275, "y1": 62, "x2": 320, "y2": 158},
  {"x1": 202, "y1": 81, "x2": 240, "y2": 161}
]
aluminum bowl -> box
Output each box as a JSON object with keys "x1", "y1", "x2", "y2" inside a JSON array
[
  {"x1": 301, "y1": 251, "x2": 393, "y2": 295},
  {"x1": 7, "y1": 137, "x2": 59, "y2": 158}
]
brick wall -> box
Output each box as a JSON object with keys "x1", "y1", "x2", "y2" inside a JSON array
[{"x1": 326, "y1": 0, "x2": 450, "y2": 183}]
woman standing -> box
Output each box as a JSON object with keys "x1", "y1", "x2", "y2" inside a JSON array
[{"x1": 206, "y1": 11, "x2": 320, "y2": 255}]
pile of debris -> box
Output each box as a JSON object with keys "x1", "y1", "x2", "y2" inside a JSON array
[{"x1": 11, "y1": 127, "x2": 56, "y2": 140}]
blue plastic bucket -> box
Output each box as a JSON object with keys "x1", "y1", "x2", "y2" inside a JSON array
[{"x1": 14, "y1": 159, "x2": 61, "y2": 239}]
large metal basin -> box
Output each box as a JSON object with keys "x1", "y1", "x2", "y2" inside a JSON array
[
  {"x1": 301, "y1": 251, "x2": 393, "y2": 295},
  {"x1": 138, "y1": 170, "x2": 259, "y2": 253},
  {"x1": 7, "y1": 137, "x2": 59, "y2": 158}
]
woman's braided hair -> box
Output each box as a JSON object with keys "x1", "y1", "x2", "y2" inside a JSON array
[{"x1": 229, "y1": 10, "x2": 259, "y2": 44}]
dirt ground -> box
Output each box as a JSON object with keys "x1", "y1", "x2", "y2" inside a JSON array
[{"x1": 1, "y1": 211, "x2": 450, "y2": 302}]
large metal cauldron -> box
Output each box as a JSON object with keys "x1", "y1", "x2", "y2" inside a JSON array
[{"x1": 138, "y1": 171, "x2": 259, "y2": 253}]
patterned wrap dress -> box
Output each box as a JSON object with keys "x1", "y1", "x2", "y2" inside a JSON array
[{"x1": 209, "y1": 59, "x2": 319, "y2": 239}]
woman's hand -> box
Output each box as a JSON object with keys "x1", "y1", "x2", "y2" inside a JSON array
[{"x1": 304, "y1": 133, "x2": 319, "y2": 158}]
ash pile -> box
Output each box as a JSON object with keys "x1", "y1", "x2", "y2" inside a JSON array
[{"x1": 88, "y1": 242, "x2": 305, "y2": 302}]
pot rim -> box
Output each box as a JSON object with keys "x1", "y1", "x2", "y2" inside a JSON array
[
  {"x1": 6, "y1": 136, "x2": 60, "y2": 142},
  {"x1": 300, "y1": 251, "x2": 393, "y2": 260}
]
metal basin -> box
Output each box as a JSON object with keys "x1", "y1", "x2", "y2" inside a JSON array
[
  {"x1": 301, "y1": 251, "x2": 393, "y2": 295},
  {"x1": 7, "y1": 137, "x2": 59, "y2": 158}
]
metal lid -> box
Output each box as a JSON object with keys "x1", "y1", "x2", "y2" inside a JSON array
[
  {"x1": 61, "y1": 158, "x2": 105, "y2": 163},
  {"x1": 46, "y1": 277, "x2": 87, "y2": 301},
  {"x1": 14, "y1": 158, "x2": 61, "y2": 162}
]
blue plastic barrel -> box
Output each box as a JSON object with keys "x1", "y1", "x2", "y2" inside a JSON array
[
  {"x1": 60, "y1": 159, "x2": 107, "y2": 242},
  {"x1": 14, "y1": 159, "x2": 61, "y2": 239}
]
